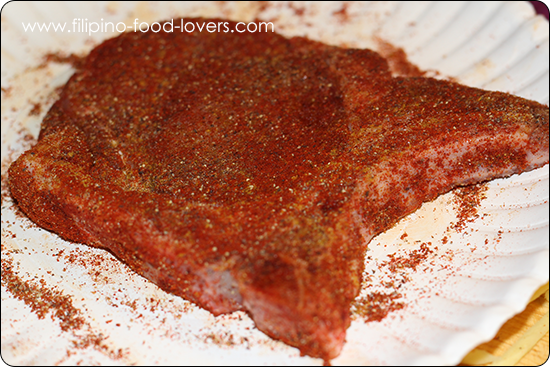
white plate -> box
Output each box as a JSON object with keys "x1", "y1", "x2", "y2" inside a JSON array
[{"x1": 1, "y1": 2, "x2": 548, "y2": 365}]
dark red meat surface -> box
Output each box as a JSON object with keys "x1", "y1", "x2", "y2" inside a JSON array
[{"x1": 8, "y1": 19, "x2": 549, "y2": 362}]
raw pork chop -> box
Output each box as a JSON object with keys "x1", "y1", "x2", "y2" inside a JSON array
[{"x1": 9, "y1": 19, "x2": 549, "y2": 361}]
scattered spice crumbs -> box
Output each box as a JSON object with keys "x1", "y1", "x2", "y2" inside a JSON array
[
  {"x1": 1, "y1": 255, "x2": 126, "y2": 362},
  {"x1": 1, "y1": 257, "x2": 85, "y2": 332},
  {"x1": 353, "y1": 242, "x2": 436, "y2": 323},
  {"x1": 42, "y1": 52, "x2": 84, "y2": 69},
  {"x1": 451, "y1": 184, "x2": 488, "y2": 232},
  {"x1": 29, "y1": 101, "x2": 42, "y2": 116},
  {"x1": 382, "y1": 242, "x2": 435, "y2": 274},
  {"x1": 352, "y1": 291, "x2": 404, "y2": 323}
]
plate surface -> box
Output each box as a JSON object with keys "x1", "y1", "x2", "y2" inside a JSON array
[{"x1": 1, "y1": 2, "x2": 548, "y2": 365}]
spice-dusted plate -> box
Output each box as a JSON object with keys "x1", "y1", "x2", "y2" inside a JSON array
[{"x1": 1, "y1": 2, "x2": 548, "y2": 365}]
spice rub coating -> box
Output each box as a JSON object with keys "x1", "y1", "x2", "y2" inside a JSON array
[{"x1": 8, "y1": 18, "x2": 549, "y2": 362}]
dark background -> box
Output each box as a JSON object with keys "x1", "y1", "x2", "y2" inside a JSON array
[{"x1": 529, "y1": 1, "x2": 549, "y2": 19}]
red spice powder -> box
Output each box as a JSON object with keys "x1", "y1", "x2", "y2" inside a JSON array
[
  {"x1": 1, "y1": 256, "x2": 85, "y2": 332},
  {"x1": 382, "y1": 242, "x2": 434, "y2": 273},
  {"x1": 1, "y1": 255, "x2": 127, "y2": 361},
  {"x1": 352, "y1": 291, "x2": 404, "y2": 322},
  {"x1": 375, "y1": 38, "x2": 426, "y2": 77},
  {"x1": 42, "y1": 52, "x2": 84, "y2": 69},
  {"x1": 451, "y1": 184, "x2": 488, "y2": 232},
  {"x1": 29, "y1": 101, "x2": 43, "y2": 116},
  {"x1": 333, "y1": 2, "x2": 351, "y2": 22},
  {"x1": 353, "y1": 242, "x2": 436, "y2": 322}
]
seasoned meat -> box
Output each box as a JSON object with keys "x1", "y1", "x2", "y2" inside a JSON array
[{"x1": 8, "y1": 18, "x2": 549, "y2": 362}]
